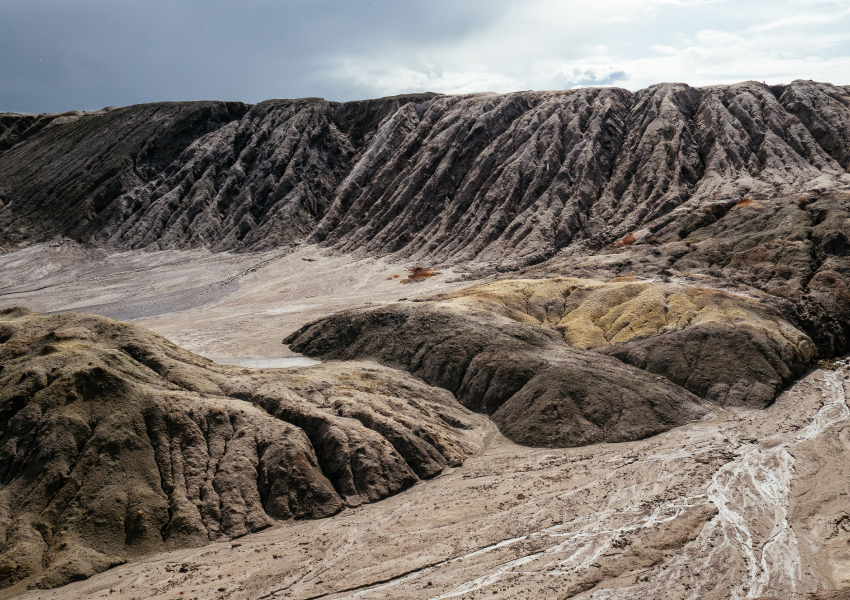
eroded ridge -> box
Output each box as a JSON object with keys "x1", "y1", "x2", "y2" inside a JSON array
[{"x1": 0, "y1": 308, "x2": 485, "y2": 590}]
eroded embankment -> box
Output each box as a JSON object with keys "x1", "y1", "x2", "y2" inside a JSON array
[{"x1": 12, "y1": 362, "x2": 850, "y2": 600}]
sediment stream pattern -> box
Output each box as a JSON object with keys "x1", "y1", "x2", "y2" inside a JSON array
[
  {"x1": 587, "y1": 363, "x2": 850, "y2": 600},
  {"x1": 314, "y1": 365, "x2": 850, "y2": 600},
  {"x1": 9, "y1": 364, "x2": 850, "y2": 600}
]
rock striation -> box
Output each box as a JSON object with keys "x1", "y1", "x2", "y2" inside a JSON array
[
  {"x1": 0, "y1": 308, "x2": 482, "y2": 590},
  {"x1": 1, "y1": 81, "x2": 848, "y2": 264},
  {"x1": 0, "y1": 102, "x2": 250, "y2": 247},
  {"x1": 2, "y1": 80, "x2": 850, "y2": 598}
]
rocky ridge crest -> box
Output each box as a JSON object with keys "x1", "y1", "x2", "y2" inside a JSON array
[{"x1": 1, "y1": 81, "x2": 848, "y2": 266}]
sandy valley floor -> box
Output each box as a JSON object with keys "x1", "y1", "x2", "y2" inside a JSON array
[
  {"x1": 0, "y1": 241, "x2": 474, "y2": 359},
  {"x1": 3, "y1": 243, "x2": 850, "y2": 600},
  {"x1": 0, "y1": 363, "x2": 846, "y2": 600}
]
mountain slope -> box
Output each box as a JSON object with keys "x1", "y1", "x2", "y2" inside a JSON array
[{"x1": 1, "y1": 81, "x2": 847, "y2": 265}]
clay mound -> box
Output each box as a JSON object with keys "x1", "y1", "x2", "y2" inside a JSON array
[
  {"x1": 0, "y1": 308, "x2": 482, "y2": 590},
  {"x1": 438, "y1": 277, "x2": 816, "y2": 407},
  {"x1": 284, "y1": 302, "x2": 708, "y2": 448}
]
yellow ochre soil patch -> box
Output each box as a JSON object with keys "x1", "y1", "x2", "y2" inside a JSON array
[{"x1": 435, "y1": 276, "x2": 812, "y2": 352}]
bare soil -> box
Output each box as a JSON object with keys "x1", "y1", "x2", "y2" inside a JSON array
[
  {"x1": 5, "y1": 365, "x2": 849, "y2": 600},
  {"x1": 0, "y1": 241, "x2": 474, "y2": 359},
  {"x1": 4, "y1": 244, "x2": 850, "y2": 598}
]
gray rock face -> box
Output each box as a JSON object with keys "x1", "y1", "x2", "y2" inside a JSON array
[
  {"x1": 0, "y1": 308, "x2": 481, "y2": 589},
  {"x1": 0, "y1": 102, "x2": 250, "y2": 246},
  {"x1": 1, "y1": 81, "x2": 847, "y2": 263},
  {"x1": 314, "y1": 89, "x2": 630, "y2": 268},
  {"x1": 94, "y1": 95, "x2": 438, "y2": 252},
  {"x1": 579, "y1": 81, "x2": 850, "y2": 248}
]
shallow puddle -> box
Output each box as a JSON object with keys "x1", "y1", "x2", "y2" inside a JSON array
[{"x1": 210, "y1": 356, "x2": 321, "y2": 368}]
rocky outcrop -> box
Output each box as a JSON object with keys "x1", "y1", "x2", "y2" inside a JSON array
[
  {"x1": 524, "y1": 189, "x2": 850, "y2": 358},
  {"x1": 436, "y1": 277, "x2": 816, "y2": 408},
  {"x1": 578, "y1": 81, "x2": 850, "y2": 248},
  {"x1": 0, "y1": 308, "x2": 482, "y2": 589},
  {"x1": 285, "y1": 301, "x2": 708, "y2": 447},
  {"x1": 95, "y1": 94, "x2": 438, "y2": 252},
  {"x1": 286, "y1": 267, "x2": 816, "y2": 424},
  {"x1": 1, "y1": 81, "x2": 847, "y2": 264},
  {"x1": 0, "y1": 102, "x2": 250, "y2": 247},
  {"x1": 0, "y1": 111, "x2": 89, "y2": 154},
  {"x1": 313, "y1": 88, "x2": 631, "y2": 268}
]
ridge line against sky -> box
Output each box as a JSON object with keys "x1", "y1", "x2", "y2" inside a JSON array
[{"x1": 1, "y1": 0, "x2": 849, "y2": 114}]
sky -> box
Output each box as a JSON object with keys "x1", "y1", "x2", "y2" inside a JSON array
[{"x1": 1, "y1": 0, "x2": 849, "y2": 114}]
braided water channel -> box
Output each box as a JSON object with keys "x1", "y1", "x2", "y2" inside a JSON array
[
  {"x1": 407, "y1": 362, "x2": 850, "y2": 600},
  {"x1": 588, "y1": 360, "x2": 850, "y2": 600},
  {"x1": 313, "y1": 363, "x2": 850, "y2": 600}
]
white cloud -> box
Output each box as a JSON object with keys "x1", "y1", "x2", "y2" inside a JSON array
[
  {"x1": 321, "y1": 0, "x2": 850, "y2": 96},
  {"x1": 748, "y1": 9, "x2": 850, "y2": 31}
]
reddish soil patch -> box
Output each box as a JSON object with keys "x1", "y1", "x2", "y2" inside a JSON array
[
  {"x1": 704, "y1": 203, "x2": 720, "y2": 217},
  {"x1": 400, "y1": 267, "x2": 440, "y2": 284},
  {"x1": 615, "y1": 233, "x2": 637, "y2": 247}
]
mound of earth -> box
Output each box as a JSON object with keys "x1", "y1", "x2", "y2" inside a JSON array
[
  {"x1": 0, "y1": 307, "x2": 483, "y2": 590},
  {"x1": 286, "y1": 267, "x2": 817, "y2": 443},
  {"x1": 435, "y1": 277, "x2": 816, "y2": 407},
  {"x1": 284, "y1": 301, "x2": 708, "y2": 447}
]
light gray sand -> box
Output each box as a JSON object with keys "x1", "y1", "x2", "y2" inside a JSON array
[{"x1": 0, "y1": 241, "x2": 477, "y2": 357}]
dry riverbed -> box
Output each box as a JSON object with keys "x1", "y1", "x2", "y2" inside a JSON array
[{"x1": 5, "y1": 363, "x2": 849, "y2": 600}]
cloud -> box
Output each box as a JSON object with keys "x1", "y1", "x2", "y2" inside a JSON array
[
  {"x1": 1, "y1": 0, "x2": 848, "y2": 113},
  {"x1": 318, "y1": 0, "x2": 850, "y2": 98},
  {"x1": 748, "y1": 9, "x2": 850, "y2": 31},
  {"x1": 556, "y1": 65, "x2": 630, "y2": 88}
]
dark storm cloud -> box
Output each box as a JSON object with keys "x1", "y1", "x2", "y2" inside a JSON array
[
  {"x1": 0, "y1": 0, "x2": 510, "y2": 113},
  {"x1": 2, "y1": 0, "x2": 849, "y2": 114}
]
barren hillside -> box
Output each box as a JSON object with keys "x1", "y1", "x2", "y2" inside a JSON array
[{"x1": 2, "y1": 81, "x2": 850, "y2": 599}]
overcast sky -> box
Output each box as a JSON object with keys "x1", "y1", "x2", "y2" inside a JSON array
[{"x1": 2, "y1": 0, "x2": 849, "y2": 114}]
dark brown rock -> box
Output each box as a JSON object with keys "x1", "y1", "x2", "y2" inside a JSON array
[
  {"x1": 284, "y1": 302, "x2": 707, "y2": 447},
  {"x1": 0, "y1": 308, "x2": 482, "y2": 589}
]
